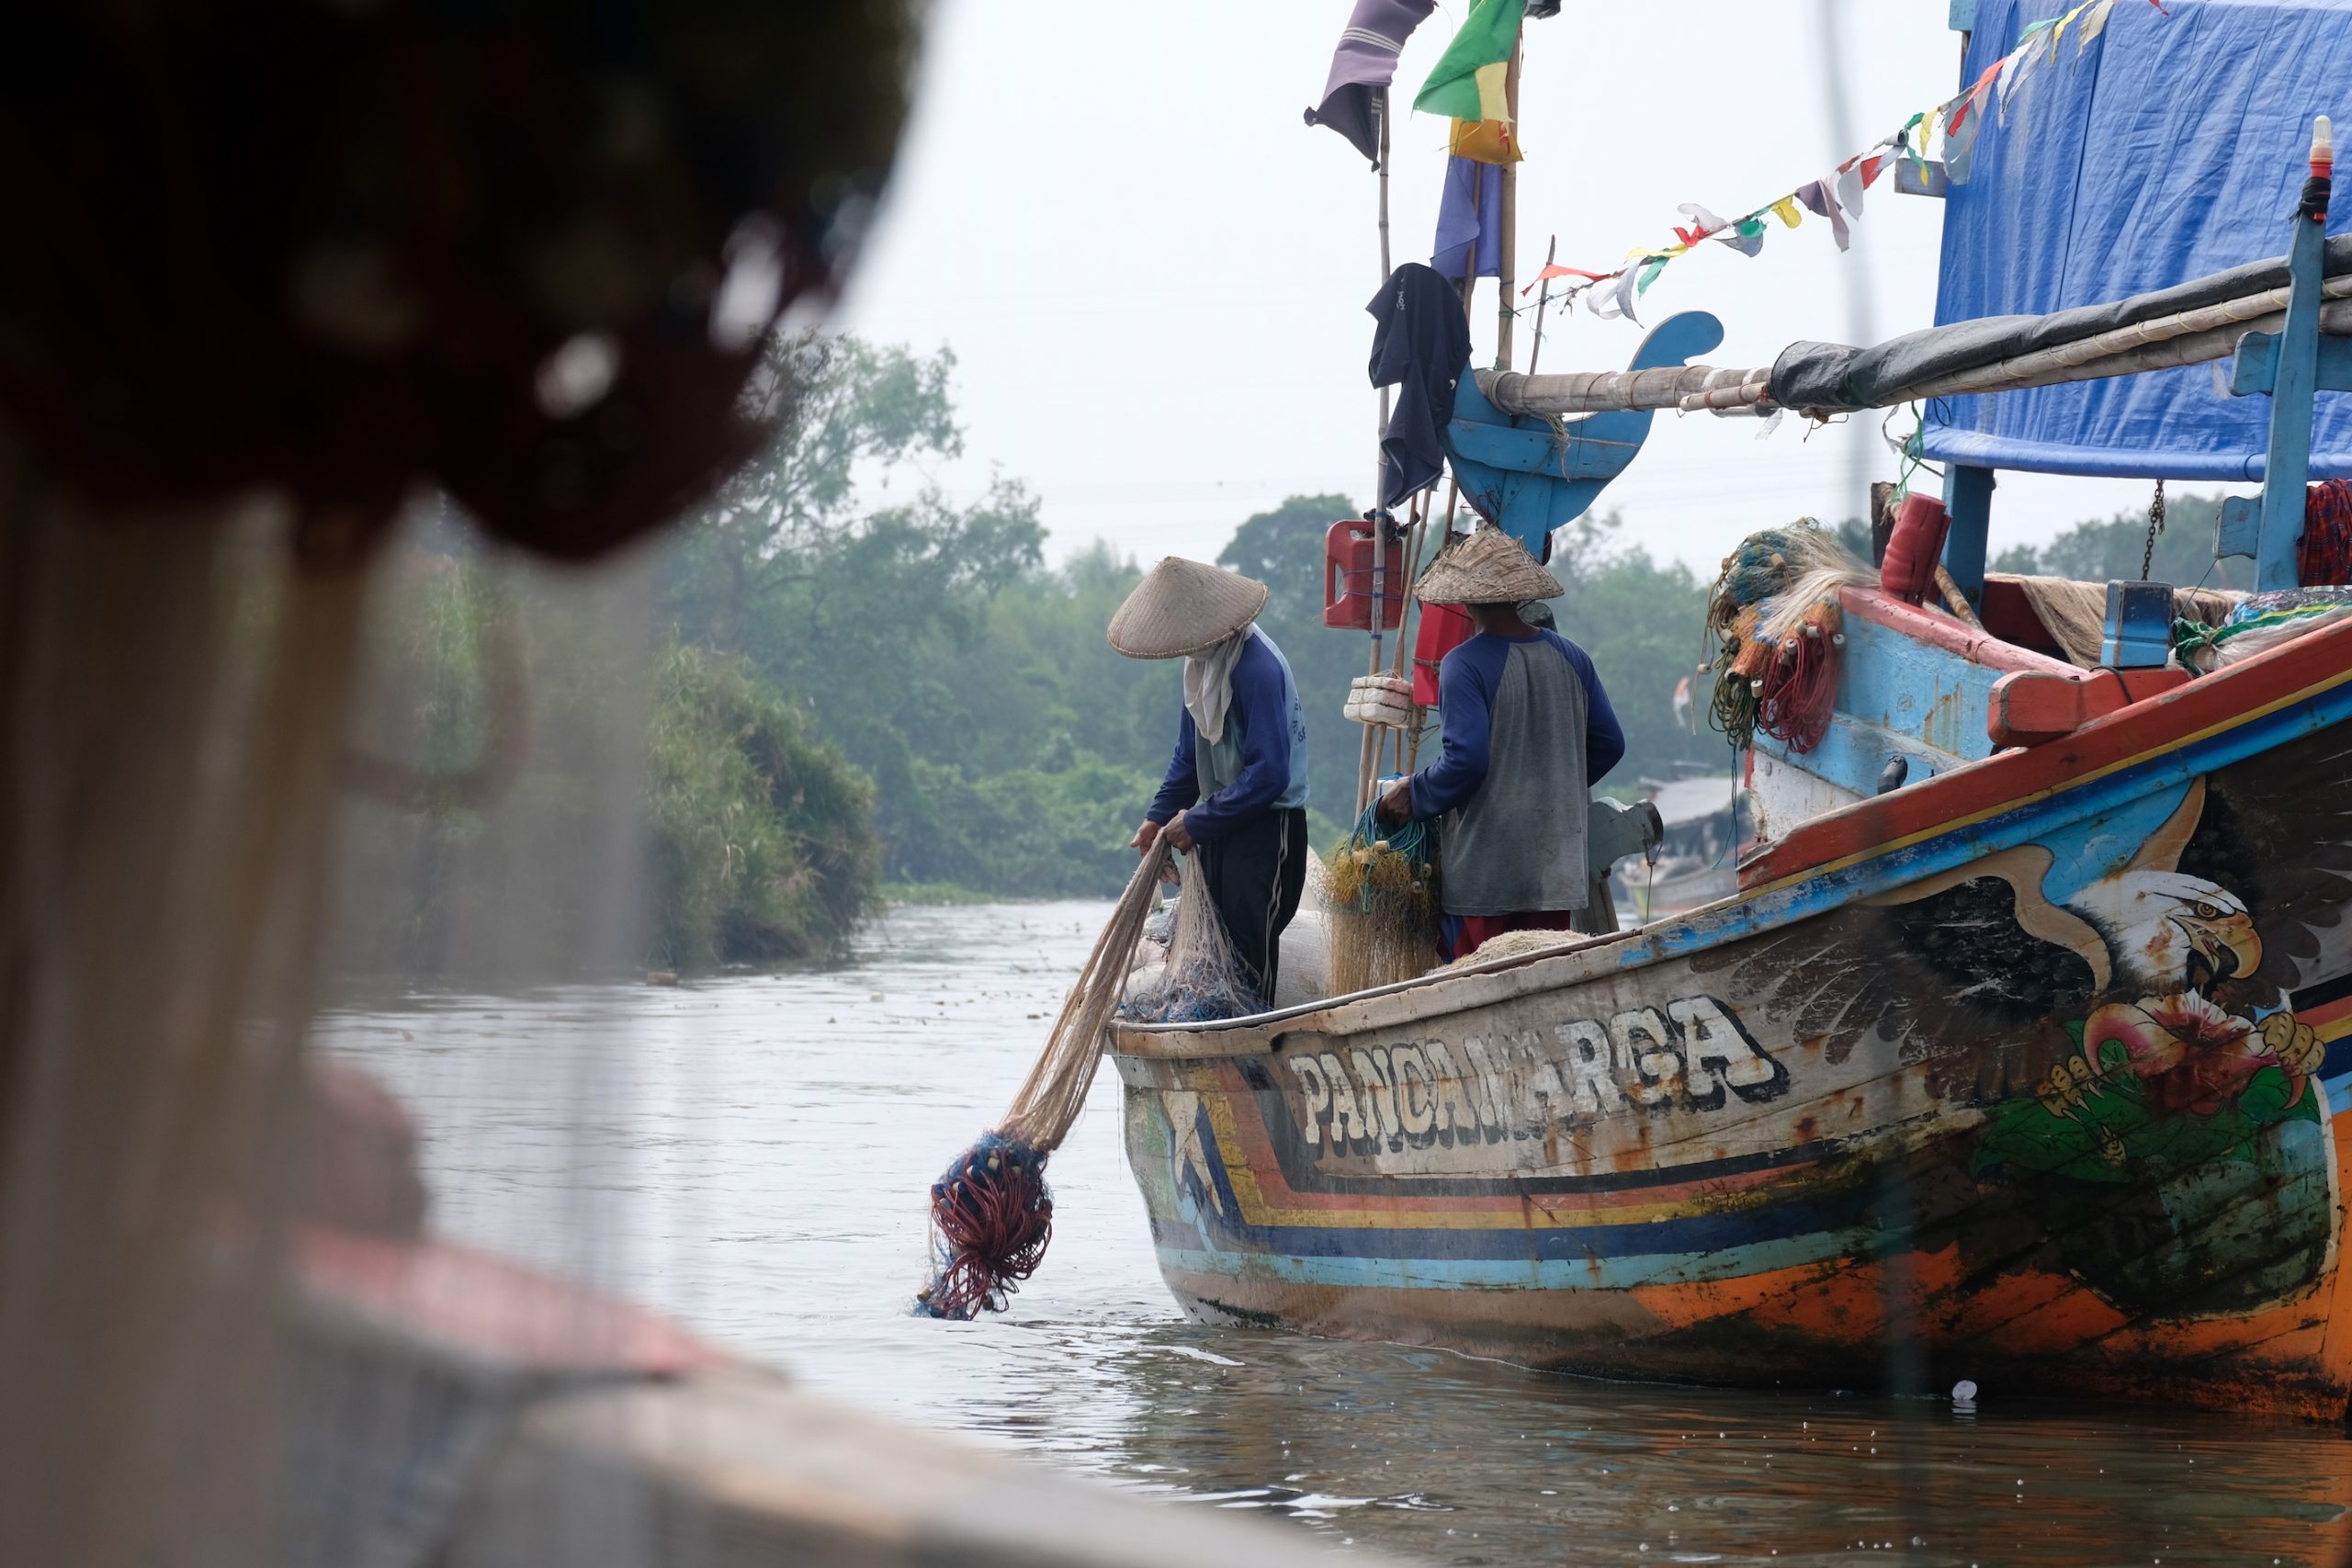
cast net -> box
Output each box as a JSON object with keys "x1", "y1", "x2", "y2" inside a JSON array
[
  {"x1": 1326, "y1": 802, "x2": 1440, "y2": 994},
  {"x1": 914, "y1": 844, "x2": 1173, "y2": 1321}
]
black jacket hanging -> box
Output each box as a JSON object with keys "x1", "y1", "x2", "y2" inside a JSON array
[{"x1": 1366, "y1": 262, "x2": 1470, "y2": 509}]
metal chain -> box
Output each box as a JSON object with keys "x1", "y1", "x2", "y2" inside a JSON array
[{"x1": 2141, "y1": 478, "x2": 2167, "y2": 580}]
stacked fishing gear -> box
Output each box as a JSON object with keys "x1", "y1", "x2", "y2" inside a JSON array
[
  {"x1": 1704, "y1": 521, "x2": 1872, "y2": 753},
  {"x1": 1326, "y1": 799, "x2": 1440, "y2": 994},
  {"x1": 1121, "y1": 870, "x2": 1261, "y2": 1024}
]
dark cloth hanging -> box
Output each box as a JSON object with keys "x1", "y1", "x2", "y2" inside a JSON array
[
  {"x1": 1366, "y1": 262, "x2": 1472, "y2": 508},
  {"x1": 1303, "y1": 0, "x2": 1437, "y2": 165}
]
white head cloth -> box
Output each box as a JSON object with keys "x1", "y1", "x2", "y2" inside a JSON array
[{"x1": 1182, "y1": 626, "x2": 1256, "y2": 745}]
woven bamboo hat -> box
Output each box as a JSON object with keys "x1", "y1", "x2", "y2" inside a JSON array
[
  {"x1": 1414, "y1": 525, "x2": 1562, "y2": 604},
  {"x1": 1107, "y1": 557, "x2": 1270, "y2": 659}
]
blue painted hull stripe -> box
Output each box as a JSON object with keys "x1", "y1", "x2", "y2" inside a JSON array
[
  {"x1": 1156, "y1": 1227, "x2": 1870, "y2": 1292},
  {"x1": 1182, "y1": 1196, "x2": 1861, "y2": 1261}
]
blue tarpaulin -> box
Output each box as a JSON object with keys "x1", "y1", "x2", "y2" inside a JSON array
[{"x1": 1923, "y1": 0, "x2": 2352, "y2": 479}]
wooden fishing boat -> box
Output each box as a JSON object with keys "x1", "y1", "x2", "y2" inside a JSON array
[
  {"x1": 1110, "y1": 7, "x2": 2352, "y2": 1419},
  {"x1": 1114, "y1": 592, "x2": 2352, "y2": 1418}
]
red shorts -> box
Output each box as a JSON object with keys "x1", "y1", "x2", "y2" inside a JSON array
[{"x1": 1440, "y1": 909, "x2": 1577, "y2": 963}]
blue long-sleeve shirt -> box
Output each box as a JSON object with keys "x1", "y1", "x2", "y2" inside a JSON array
[
  {"x1": 1145, "y1": 631, "x2": 1310, "y2": 840},
  {"x1": 1408, "y1": 629, "x2": 1623, "y2": 820}
]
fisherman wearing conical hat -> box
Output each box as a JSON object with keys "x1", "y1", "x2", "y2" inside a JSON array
[
  {"x1": 1377, "y1": 526, "x2": 1623, "y2": 960},
  {"x1": 1111, "y1": 558, "x2": 1311, "y2": 1006}
]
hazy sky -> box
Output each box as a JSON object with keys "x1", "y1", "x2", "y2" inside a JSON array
[{"x1": 836, "y1": 0, "x2": 2192, "y2": 575}]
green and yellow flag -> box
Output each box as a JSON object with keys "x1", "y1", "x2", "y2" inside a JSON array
[{"x1": 1415, "y1": 0, "x2": 1525, "y2": 164}]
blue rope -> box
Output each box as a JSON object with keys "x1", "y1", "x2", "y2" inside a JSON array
[{"x1": 1339, "y1": 801, "x2": 1434, "y2": 910}]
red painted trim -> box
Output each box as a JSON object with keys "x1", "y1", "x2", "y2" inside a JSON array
[
  {"x1": 1742, "y1": 611, "x2": 2352, "y2": 887},
  {"x1": 1840, "y1": 587, "x2": 2077, "y2": 677},
  {"x1": 1990, "y1": 665, "x2": 2191, "y2": 746},
  {"x1": 298, "y1": 1225, "x2": 726, "y2": 1377}
]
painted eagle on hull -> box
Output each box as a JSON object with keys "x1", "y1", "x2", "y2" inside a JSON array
[{"x1": 1690, "y1": 728, "x2": 2352, "y2": 1093}]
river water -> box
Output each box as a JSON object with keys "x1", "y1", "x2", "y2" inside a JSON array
[{"x1": 316, "y1": 901, "x2": 2352, "y2": 1567}]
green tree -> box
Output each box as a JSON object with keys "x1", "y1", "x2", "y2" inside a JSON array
[{"x1": 1990, "y1": 491, "x2": 2234, "y2": 588}]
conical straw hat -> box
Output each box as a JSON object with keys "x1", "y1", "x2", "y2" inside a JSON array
[
  {"x1": 1413, "y1": 525, "x2": 1562, "y2": 605},
  {"x1": 1107, "y1": 557, "x2": 1270, "y2": 659}
]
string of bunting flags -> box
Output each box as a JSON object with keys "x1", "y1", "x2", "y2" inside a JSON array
[{"x1": 1516, "y1": 0, "x2": 2172, "y2": 325}]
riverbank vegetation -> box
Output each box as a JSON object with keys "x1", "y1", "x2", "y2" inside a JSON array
[{"x1": 349, "y1": 334, "x2": 2246, "y2": 973}]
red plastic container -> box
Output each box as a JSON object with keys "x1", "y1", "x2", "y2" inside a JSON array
[
  {"x1": 1322, "y1": 519, "x2": 1407, "y2": 631},
  {"x1": 1880, "y1": 492, "x2": 1951, "y2": 604}
]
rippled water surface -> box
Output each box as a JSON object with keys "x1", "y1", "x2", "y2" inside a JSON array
[{"x1": 318, "y1": 902, "x2": 2352, "y2": 1567}]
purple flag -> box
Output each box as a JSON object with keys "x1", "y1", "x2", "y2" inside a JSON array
[
  {"x1": 1432, "y1": 154, "x2": 1501, "y2": 280},
  {"x1": 1304, "y1": 0, "x2": 1437, "y2": 166}
]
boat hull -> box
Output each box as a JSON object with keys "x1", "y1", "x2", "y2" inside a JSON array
[{"x1": 1112, "y1": 638, "x2": 2352, "y2": 1419}]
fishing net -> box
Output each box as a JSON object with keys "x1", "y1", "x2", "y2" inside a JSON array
[
  {"x1": 1326, "y1": 802, "x2": 1440, "y2": 995},
  {"x1": 1120, "y1": 865, "x2": 1261, "y2": 1025},
  {"x1": 1705, "y1": 520, "x2": 1871, "y2": 752},
  {"x1": 915, "y1": 843, "x2": 1171, "y2": 1322},
  {"x1": 2175, "y1": 585, "x2": 2352, "y2": 672}
]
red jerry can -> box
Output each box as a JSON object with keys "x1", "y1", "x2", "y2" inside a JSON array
[
  {"x1": 1880, "y1": 492, "x2": 1951, "y2": 604},
  {"x1": 1322, "y1": 519, "x2": 1407, "y2": 631}
]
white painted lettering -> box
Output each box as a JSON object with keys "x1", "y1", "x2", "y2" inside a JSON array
[
  {"x1": 1555, "y1": 1020, "x2": 1626, "y2": 1116},
  {"x1": 1350, "y1": 1046, "x2": 1405, "y2": 1148},
  {"x1": 1320, "y1": 1052, "x2": 1373, "y2": 1147},
  {"x1": 1608, "y1": 1007, "x2": 1684, "y2": 1108},
  {"x1": 1422, "y1": 1041, "x2": 1487, "y2": 1141},
  {"x1": 1670, "y1": 997, "x2": 1787, "y2": 1103},
  {"x1": 1389, "y1": 1044, "x2": 1439, "y2": 1138},
  {"x1": 1289, "y1": 1054, "x2": 1331, "y2": 1147}
]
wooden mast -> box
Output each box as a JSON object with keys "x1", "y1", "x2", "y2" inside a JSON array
[
  {"x1": 1358, "y1": 88, "x2": 1396, "y2": 814},
  {"x1": 1494, "y1": 39, "x2": 1521, "y2": 370}
]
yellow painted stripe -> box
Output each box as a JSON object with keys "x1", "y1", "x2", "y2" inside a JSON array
[{"x1": 1196, "y1": 1079, "x2": 1788, "y2": 1232}]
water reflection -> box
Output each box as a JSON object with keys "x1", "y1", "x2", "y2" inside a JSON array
[{"x1": 316, "y1": 901, "x2": 2352, "y2": 1566}]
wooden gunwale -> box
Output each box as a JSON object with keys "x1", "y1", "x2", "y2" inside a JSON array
[{"x1": 1109, "y1": 605, "x2": 2352, "y2": 1062}]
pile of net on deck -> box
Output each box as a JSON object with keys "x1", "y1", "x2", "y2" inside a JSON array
[
  {"x1": 1705, "y1": 521, "x2": 1874, "y2": 752},
  {"x1": 1990, "y1": 574, "x2": 2242, "y2": 668},
  {"x1": 2172, "y1": 479, "x2": 2352, "y2": 672},
  {"x1": 1326, "y1": 801, "x2": 1439, "y2": 994}
]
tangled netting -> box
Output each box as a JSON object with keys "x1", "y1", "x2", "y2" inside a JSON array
[
  {"x1": 1326, "y1": 801, "x2": 1440, "y2": 994},
  {"x1": 1704, "y1": 521, "x2": 1872, "y2": 752},
  {"x1": 915, "y1": 846, "x2": 1168, "y2": 1320},
  {"x1": 912, "y1": 1133, "x2": 1052, "y2": 1321},
  {"x1": 2175, "y1": 584, "x2": 2352, "y2": 672},
  {"x1": 1121, "y1": 864, "x2": 1261, "y2": 1024}
]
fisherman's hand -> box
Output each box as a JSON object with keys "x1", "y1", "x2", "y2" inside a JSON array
[
  {"x1": 1163, "y1": 812, "x2": 1196, "y2": 853},
  {"x1": 1129, "y1": 818, "x2": 1161, "y2": 856},
  {"x1": 1376, "y1": 777, "x2": 1413, "y2": 826}
]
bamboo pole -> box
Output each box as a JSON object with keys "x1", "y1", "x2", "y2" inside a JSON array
[
  {"x1": 1494, "y1": 40, "x2": 1521, "y2": 370},
  {"x1": 1358, "y1": 89, "x2": 1397, "y2": 817},
  {"x1": 1477, "y1": 274, "x2": 2352, "y2": 418},
  {"x1": 1374, "y1": 86, "x2": 1392, "y2": 505},
  {"x1": 1527, "y1": 235, "x2": 1559, "y2": 376}
]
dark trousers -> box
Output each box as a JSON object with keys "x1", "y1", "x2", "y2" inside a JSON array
[{"x1": 1195, "y1": 807, "x2": 1309, "y2": 1006}]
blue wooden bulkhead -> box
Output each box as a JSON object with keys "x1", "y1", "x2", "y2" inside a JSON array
[{"x1": 1442, "y1": 311, "x2": 1724, "y2": 556}]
